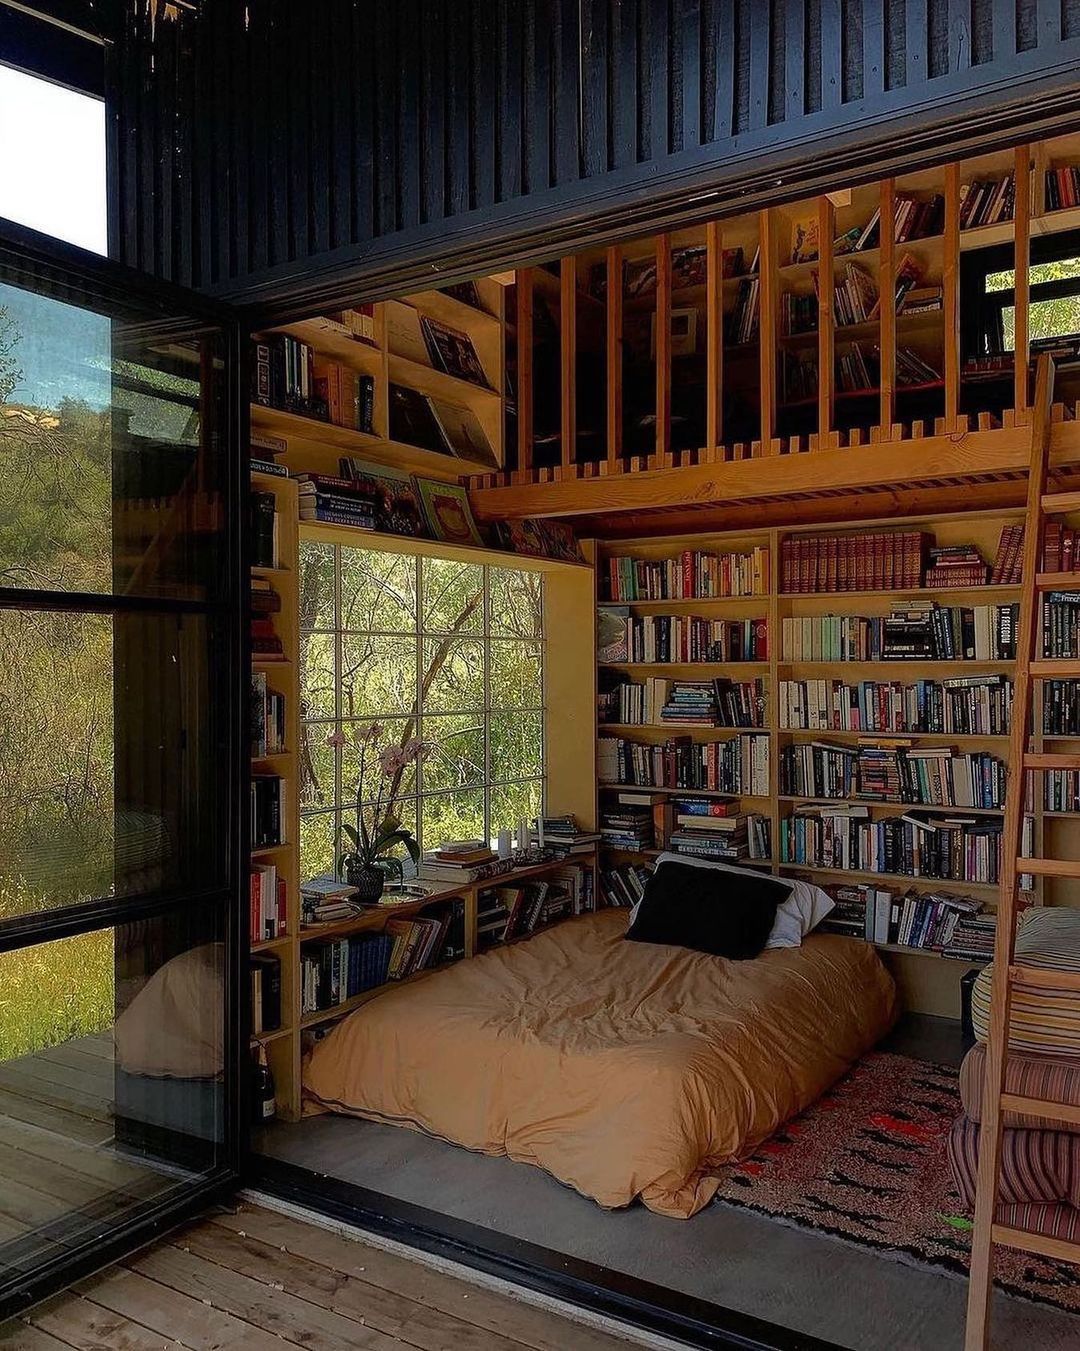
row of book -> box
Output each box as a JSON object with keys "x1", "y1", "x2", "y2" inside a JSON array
[
  {"x1": 836, "y1": 342, "x2": 876, "y2": 392},
  {"x1": 781, "y1": 344, "x2": 942, "y2": 402},
  {"x1": 669, "y1": 813, "x2": 771, "y2": 862},
  {"x1": 991, "y1": 525, "x2": 1024, "y2": 584},
  {"x1": 1042, "y1": 591, "x2": 1080, "y2": 658},
  {"x1": 833, "y1": 262, "x2": 878, "y2": 326},
  {"x1": 820, "y1": 880, "x2": 994, "y2": 959},
  {"x1": 251, "y1": 953, "x2": 282, "y2": 1033},
  {"x1": 780, "y1": 530, "x2": 928, "y2": 592},
  {"x1": 600, "y1": 676, "x2": 768, "y2": 729},
  {"x1": 250, "y1": 491, "x2": 279, "y2": 568},
  {"x1": 250, "y1": 861, "x2": 287, "y2": 944},
  {"x1": 600, "y1": 864, "x2": 651, "y2": 909},
  {"x1": 780, "y1": 744, "x2": 1009, "y2": 809},
  {"x1": 892, "y1": 193, "x2": 945, "y2": 243},
  {"x1": 598, "y1": 734, "x2": 770, "y2": 796},
  {"x1": 604, "y1": 548, "x2": 770, "y2": 601},
  {"x1": 250, "y1": 671, "x2": 287, "y2": 757},
  {"x1": 296, "y1": 472, "x2": 377, "y2": 528},
  {"x1": 781, "y1": 353, "x2": 817, "y2": 403},
  {"x1": 779, "y1": 675, "x2": 1014, "y2": 736},
  {"x1": 779, "y1": 809, "x2": 1035, "y2": 886},
  {"x1": 726, "y1": 277, "x2": 760, "y2": 345},
  {"x1": 780, "y1": 603, "x2": 1019, "y2": 663},
  {"x1": 923, "y1": 542, "x2": 992, "y2": 589},
  {"x1": 1044, "y1": 165, "x2": 1080, "y2": 211},
  {"x1": 780, "y1": 291, "x2": 817, "y2": 337},
  {"x1": 600, "y1": 805, "x2": 655, "y2": 852},
  {"x1": 1044, "y1": 769, "x2": 1080, "y2": 813},
  {"x1": 531, "y1": 817, "x2": 602, "y2": 858},
  {"x1": 601, "y1": 612, "x2": 768, "y2": 664},
  {"x1": 959, "y1": 175, "x2": 1015, "y2": 229},
  {"x1": 476, "y1": 867, "x2": 595, "y2": 947},
  {"x1": 1043, "y1": 522, "x2": 1080, "y2": 574},
  {"x1": 251, "y1": 774, "x2": 283, "y2": 850},
  {"x1": 1044, "y1": 680, "x2": 1080, "y2": 736}
]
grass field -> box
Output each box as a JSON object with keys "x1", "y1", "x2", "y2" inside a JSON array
[{"x1": 0, "y1": 927, "x2": 113, "y2": 1062}]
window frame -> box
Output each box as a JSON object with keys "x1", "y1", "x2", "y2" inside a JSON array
[{"x1": 962, "y1": 227, "x2": 1080, "y2": 359}]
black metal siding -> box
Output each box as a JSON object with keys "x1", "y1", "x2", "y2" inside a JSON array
[{"x1": 110, "y1": 0, "x2": 1080, "y2": 301}]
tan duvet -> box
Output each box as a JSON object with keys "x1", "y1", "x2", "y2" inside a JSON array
[{"x1": 303, "y1": 909, "x2": 897, "y2": 1217}]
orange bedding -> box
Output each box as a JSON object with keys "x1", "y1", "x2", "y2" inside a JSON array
[{"x1": 303, "y1": 909, "x2": 897, "y2": 1217}]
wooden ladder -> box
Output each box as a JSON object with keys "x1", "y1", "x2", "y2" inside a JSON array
[{"x1": 964, "y1": 353, "x2": 1080, "y2": 1347}]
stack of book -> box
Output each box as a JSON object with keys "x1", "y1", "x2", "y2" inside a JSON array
[
  {"x1": 604, "y1": 547, "x2": 770, "y2": 600},
  {"x1": 1041, "y1": 522, "x2": 1079, "y2": 573},
  {"x1": 419, "y1": 840, "x2": 500, "y2": 883},
  {"x1": 251, "y1": 775, "x2": 283, "y2": 849},
  {"x1": 897, "y1": 285, "x2": 943, "y2": 315},
  {"x1": 780, "y1": 530, "x2": 928, "y2": 592},
  {"x1": 310, "y1": 306, "x2": 376, "y2": 345},
  {"x1": 959, "y1": 175, "x2": 1015, "y2": 228},
  {"x1": 250, "y1": 490, "x2": 278, "y2": 567},
  {"x1": 713, "y1": 677, "x2": 768, "y2": 728},
  {"x1": 896, "y1": 346, "x2": 943, "y2": 387},
  {"x1": 251, "y1": 610, "x2": 285, "y2": 661},
  {"x1": 599, "y1": 734, "x2": 769, "y2": 796},
  {"x1": 1045, "y1": 165, "x2": 1080, "y2": 211},
  {"x1": 250, "y1": 861, "x2": 287, "y2": 943},
  {"x1": 727, "y1": 276, "x2": 760, "y2": 344},
  {"x1": 477, "y1": 888, "x2": 513, "y2": 948},
  {"x1": 250, "y1": 671, "x2": 286, "y2": 756},
  {"x1": 296, "y1": 473, "x2": 377, "y2": 528},
  {"x1": 924, "y1": 543, "x2": 990, "y2": 588},
  {"x1": 991, "y1": 524, "x2": 1025, "y2": 582},
  {"x1": 893, "y1": 193, "x2": 944, "y2": 241},
  {"x1": 250, "y1": 954, "x2": 282, "y2": 1033},
  {"x1": 616, "y1": 614, "x2": 768, "y2": 663},
  {"x1": 779, "y1": 674, "x2": 1013, "y2": 735},
  {"x1": 820, "y1": 881, "x2": 990, "y2": 956},
  {"x1": 833, "y1": 262, "x2": 879, "y2": 326},
  {"x1": 251, "y1": 431, "x2": 288, "y2": 478},
  {"x1": 669, "y1": 812, "x2": 770, "y2": 862},
  {"x1": 1043, "y1": 591, "x2": 1080, "y2": 658},
  {"x1": 300, "y1": 875, "x2": 361, "y2": 926},
  {"x1": 600, "y1": 805, "x2": 655, "y2": 852},
  {"x1": 300, "y1": 931, "x2": 394, "y2": 1013},
  {"x1": 819, "y1": 883, "x2": 877, "y2": 938},
  {"x1": 942, "y1": 914, "x2": 997, "y2": 962},
  {"x1": 601, "y1": 864, "x2": 651, "y2": 909},
  {"x1": 1045, "y1": 679, "x2": 1080, "y2": 736},
  {"x1": 533, "y1": 815, "x2": 601, "y2": 856},
  {"x1": 661, "y1": 681, "x2": 722, "y2": 726}
]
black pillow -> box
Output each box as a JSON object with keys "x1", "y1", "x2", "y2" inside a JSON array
[{"x1": 625, "y1": 860, "x2": 791, "y2": 960}]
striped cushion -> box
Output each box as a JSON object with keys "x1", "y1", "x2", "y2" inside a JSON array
[
  {"x1": 949, "y1": 1112, "x2": 1080, "y2": 1211},
  {"x1": 972, "y1": 907, "x2": 1080, "y2": 1058},
  {"x1": 960, "y1": 1043, "x2": 1080, "y2": 1134}
]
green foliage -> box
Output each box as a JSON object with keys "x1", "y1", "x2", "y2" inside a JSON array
[{"x1": 0, "y1": 928, "x2": 113, "y2": 1061}]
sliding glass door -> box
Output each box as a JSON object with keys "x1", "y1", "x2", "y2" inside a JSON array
[{"x1": 0, "y1": 223, "x2": 245, "y2": 1317}]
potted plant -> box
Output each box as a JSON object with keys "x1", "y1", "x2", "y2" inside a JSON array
[{"x1": 333, "y1": 724, "x2": 427, "y2": 902}]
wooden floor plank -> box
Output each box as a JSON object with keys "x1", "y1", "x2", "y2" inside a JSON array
[
  {"x1": 0, "y1": 1066, "x2": 113, "y2": 1125},
  {"x1": 213, "y1": 1206, "x2": 637, "y2": 1351},
  {"x1": 26, "y1": 1292, "x2": 182, "y2": 1351},
  {"x1": 0, "y1": 1320, "x2": 74, "y2": 1350},
  {"x1": 75, "y1": 1266, "x2": 287, "y2": 1351},
  {"x1": 0, "y1": 1115, "x2": 158, "y2": 1194},
  {"x1": 0, "y1": 1091, "x2": 112, "y2": 1146},
  {"x1": 128, "y1": 1243, "x2": 409, "y2": 1351},
  {"x1": 178, "y1": 1219, "x2": 528, "y2": 1351}
]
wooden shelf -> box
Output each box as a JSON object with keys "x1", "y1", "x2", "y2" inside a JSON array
[
  {"x1": 386, "y1": 352, "x2": 501, "y2": 407},
  {"x1": 598, "y1": 660, "x2": 769, "y2": 671},
  {"x1": 777, "y1": 862, "x2": 1001, "y2": 892},
  {"x1": 778, "y1": 659, "x2": 1013, "y2": 673},
  {"x1": 251, "y1": 403, "x2": 383, "y2": 452},
  {"x1": 778, "y1": 727, "x2": 1010, "y2": 741},
  {"x1": 780, "y1": 795, "x2": 1005, "y2": 815},
  {"x1": 598, "y1": 594, "x2": 769, "y2": 609},
  {"x1": 778, "y1": 584, "x2": 1021, "y2": 603},
  {"x1": 300, "y1": 959, "x2": 461, "y2": 1030}
]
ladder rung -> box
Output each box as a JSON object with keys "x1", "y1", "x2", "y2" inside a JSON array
[
  {"x1": 1042, "y1": 491, "x2": 1080, "y2": 514},
  {"x1": 1008, "y1": 962, "x2": 1080, "y2": 991},
  {"x1": 999, "y1": 1092, "x2": 1080, "y2": 1127},
  {"x1": 1023, "y1": 753, "x2": 1080, "y2": 770},
  {"x1": 1016, "y1": 857, "x2": 1080, "y2": 878},
  {"x1": 992, "y1": 1223, "x2": 1080, "y2": 1264},
  {"x1": 1034, "y1": 572, "x2": 1080, "y2": 590},
  {"x1": 1030, "y1": 660, "x2": 1080, "y2": 677}
]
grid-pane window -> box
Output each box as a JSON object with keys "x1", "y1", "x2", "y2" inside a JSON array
[{"x1": 298, "y1": 545, "x2": 544, "y2": 879}]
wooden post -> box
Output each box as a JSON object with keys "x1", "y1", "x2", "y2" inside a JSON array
[
  {"x1": 654, "y1": 233, "x2": 673, "y2": 467},
  {"x1": 706, "y1": 220, "x2": 723, "y2": 458},
  {"x1": 560, "y1": 256, "x2": 577, "y2": 473},
  {"x1": 944, "y1": 161, "x2": 962, "y2": 431},
  {"x1": 606, "y1": 244, "x2": 623, "y2": 472},
  {"x1": 879, "y1": 178, "x2": 896, "y2": 434},
  {"x1": 818, "y1": 195, "x2": 836, "y2": 447},
  {"x1": 1014, "y1": 144, "x2": 1031, "y2": 417},
  {"x1": 516, "y1": 268, "x2": 534, "y2": 480},
  {"x1": 759, "y1": 210, "x2": 779, "y2": 452}
]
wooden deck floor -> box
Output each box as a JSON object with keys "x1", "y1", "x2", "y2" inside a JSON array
[{"x1": 0, "y1": 1201, "x2": 648, "y2": 1350}]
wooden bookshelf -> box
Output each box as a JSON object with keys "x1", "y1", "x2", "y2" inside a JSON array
[{"x1": 589, "y1": 505, "x2": 1080, "y2": 1019}]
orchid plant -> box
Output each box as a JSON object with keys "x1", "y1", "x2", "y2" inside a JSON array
[{"x1": 331, "y1": 722, "x2": 429, "y2": 878}]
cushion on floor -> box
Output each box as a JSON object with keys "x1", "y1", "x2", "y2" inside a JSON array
[
  {"x1": 960, "y1": 1041, "x2": 1080, "y2": 1134},
  {"x1": 971, "y1": 907, "x2": 1080, "y2": 1057}
]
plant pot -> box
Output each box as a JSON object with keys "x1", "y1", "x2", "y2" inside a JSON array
[{"x1": 345, "y1": 860, "x2": 386, "y2": 902}]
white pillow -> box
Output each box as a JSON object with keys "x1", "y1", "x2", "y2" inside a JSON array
[{"x1": 630, "y1": 853, "x2": 833, "y2": 949}]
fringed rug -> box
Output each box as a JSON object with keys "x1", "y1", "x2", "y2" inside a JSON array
[{"x1": 712, "y1": 1051, "x2": 1080, "y2": 1315}]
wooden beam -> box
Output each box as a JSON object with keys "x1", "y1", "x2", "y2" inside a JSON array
[
  {"x1": 654, "y1": 232, "x2": 672, "y2": 467},
  {"x1": 606, "y1": 244, "x2": 622, "y2": 471},
  {"x1": 560, "y1": 256, "x2": 576, "y2": 471},
  {"x1": 944, "y1": 161, "x2": 961, "y2": 429},
  {"x1": 1014, "y1": 143, "x2": 1031, "y2": 415},
  {"x1": 879, "y1": 178, "x2": 896, "y2": 432},
  {"x1": 818, "y1": 195, "x2": 836, "y2": 444},
  {"x1": 468, "y1": 419, "x2": 1080, "y2": 520},
  {"x1": 516, "y1": 268, "x2": 534, "y2": 477},
  {"x1": 706, "y1": 220, "x2": 723, "y2": 456},
  {"x1": 759, "y1": 209, "x2": 778, "y2": 452}
]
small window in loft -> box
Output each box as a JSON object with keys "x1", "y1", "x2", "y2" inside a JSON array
[
  {"x1": 0, "y1": 65, "x2": 106, "y2": 255},
  {"x1": 983, "y1": 256, "x2": 1080, "y2": 352}
]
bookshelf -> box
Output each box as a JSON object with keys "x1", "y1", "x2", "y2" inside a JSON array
[{"x1": 591, "y1": 505, "x2": 1080, "y2": 1018}]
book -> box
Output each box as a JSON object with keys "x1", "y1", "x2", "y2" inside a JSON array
[
  {"x1": 779, "y1": 675, "x2": 1013, "y2": 736},
  {"x1": 338, "y1": 457, "x2": 430, "y2": 537},
  {"x1": 780, "y1": 530, "x2": 929, "y2": 593},
  {"x1": 426, "y1": 397, "x2": 499, "y2": 468},
  {"x1": 604, "y1": 547, "x2": 769, "y2": 601},
  {"x1": 420, "y1": 315, "x2": 493, "y2": 389}
]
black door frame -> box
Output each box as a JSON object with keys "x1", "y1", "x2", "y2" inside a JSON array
[{"x1": 0, "y1": 216, "x2": 249, "y2": 1323}]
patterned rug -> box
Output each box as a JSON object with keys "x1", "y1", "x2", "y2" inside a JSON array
[{"x1": 712, "y1": 1051, "x2": 1080, "y2": 1315}]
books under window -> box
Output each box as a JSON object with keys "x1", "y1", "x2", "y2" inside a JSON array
[
  {"x1": 613, "y1": 613, "x2": 768, "y2": 664},
  {"x1": 601, "y1": 864, "x2": 651, "y2": 909},
  {"x1": 779, "y1": 675, "x2": 1013, "y2": 735},
  {"x1": 780, "y1": 809, "x2": 1034, "y2": 886},
  {"x1": 296, "y1": 473, "x2": 377, "y2": 528},
  {"x1": 531, "y1": 816, "x2": 601, "y2": 856},
  {"x1": 600, "y1": 804, "x2": 655, "y2": 852},
  {"x1": 251, "y1": 775, "x2": 283, "y2": 849},
  {"x1": 250, "y1": 953, "x2": 282, "y2": 1033},
  {"x1": 301, "y1": 932, "x2": 394, "y2": 1013},
  {"x1": 780, "y1": 603, "x2": 1017, "y2": 662},
  {"x1": 1042, "y1": 591, "x2": 1080, "y2": 657},
  {"x1": 598, "y1": 733, "x2": 769, "y2": 796},
  {"x1": 669, "y1": 813, "x2": 771, "y2": 862},
  {"x1": 959, "y1": 175, "x2": 1015, "y2": 229},
  {"x1": 250, "y1": 671, "x2": 286, "y2": 757},
  {"x1": 1044, "y1": 680, "x2": 1080, "y2": 736},
  {"x1": 250, "y1": 491, "x2": 279, "y2": 567},
  {"x1": 604, "y1": 547, "x2": 770, "y2": 600},
  {"x1": 780, "y1": 741, "x2": 1009, "y2": 809},
  {"x1": 250, "y1": 861, "x2": 287, "y2": 943},
  {"x1": 300, "y1": 876, "x2": 361, "y2": 926},
  {"x1": 780, "y1": 530, "x2": 929, "y2": 592}
]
